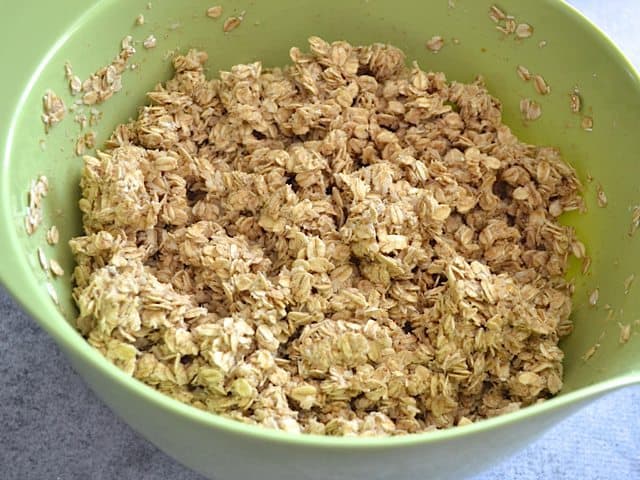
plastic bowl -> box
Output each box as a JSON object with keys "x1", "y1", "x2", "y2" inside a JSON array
[{"x1": 1, "y1": 1, "x2": 639, "y2": 479}]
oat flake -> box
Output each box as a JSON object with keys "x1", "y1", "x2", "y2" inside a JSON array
[
  {"x1": 207, "y1": 6, "x2": 223, "y2": 18},
  {"x1": 426, "y1": 36, "x2": 444, "y2": 53}
]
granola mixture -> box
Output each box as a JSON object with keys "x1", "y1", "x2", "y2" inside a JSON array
[{"x1": 70, "y1": 37, "x2": 582, "y2": 436}]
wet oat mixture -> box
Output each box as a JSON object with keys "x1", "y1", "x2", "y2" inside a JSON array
[{"x1": 70, "y1": 38, "x2": 583, "y2": 436}]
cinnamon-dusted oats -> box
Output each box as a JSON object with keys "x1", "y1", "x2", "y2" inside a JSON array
[{"x1": 71, "y1": 38, "x2": 582, "y2": 436}]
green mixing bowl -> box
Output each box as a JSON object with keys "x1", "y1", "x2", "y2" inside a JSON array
[{"x1": 1, "y1": 0, "x2": 639, "y2": 478}]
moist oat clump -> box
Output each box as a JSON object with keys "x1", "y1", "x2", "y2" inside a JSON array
[{"x1": 70, "y1": 37, "x2": 582, "y2": 435}]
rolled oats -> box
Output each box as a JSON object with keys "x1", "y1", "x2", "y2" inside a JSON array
[
  {"x1": 64, "y1": 62, "x2": 83, "y2": 96},
  {"x1": 596, "y1": 183, "x2": 607, "y2": 208},
  {"x1": 50, "y1": 259, "x2": 65, "y2": 277},
  {"x1": 624, "y1": 274, "x2": 635, "y2": 295},
  {"x1": 588, "y1": 288, "x2": 599, "y2": 306},
  {"x1": 569, "y1": 91, "x2": 581, "y2": 113},
  {"x1": 516, "y1": 65, "x2": 531, "y2": 82},
  {"x1": 515, "y1": 23, "x2": 533, "y2": 39},
  {"x1": 79, "y1": 36, "x2": 135, "y2": 106},
  {"x1": 582, "y1": 343, "x2": 599, "y2": 361},
  {"x1": 489, "y1": 5, "x2": 506, "y2": 23},
  {"x1": 46, "y1": 225, "x2": 60, "y2": 245},
  {"x1": 37, "y1": 247, "x2": 49, "y2": 273},
  {"x1": 426, "y1": 36, "x2": 444, "y2": 53},
  {"x1": 619, "y1": 323, "x2": 631, "y2": 344},
  {"x1": 71, "y1": 38, "x2": 583, "y2": 436},
  {"x1": 223, "y1": 13, "x2": 244, "y2": 33},
  {"x1": 533, "y1": 74, "x2": 550, "y2": 95},
  {"x1": 520, "y1": 98, "x2": 542, "y2": 121},
  {"x1": 25, "y1": 175, "x2": 49, "y2": 235},
  {"x1": 143, "y1": 35, "x2": 157, "y2": 49},
  {"x1": 629, "y1": 206, "x2": 640, "y2": 237},
  {"x1": 581, "y1": 256, "x2": 592, "y2": 275},
  {"x1": 41, "y1": 90, "x2": 66, "y2": 132},
  {"x1": 207, "y1": 6, "x2": 223, "y2": 18},
  {"x1": 45, "y1": 281, "x2": 59, "y2": 305}
]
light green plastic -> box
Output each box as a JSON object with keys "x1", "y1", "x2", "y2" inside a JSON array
[{"x1": 1, "y1": 0, "x2": 639, "y2": 479}]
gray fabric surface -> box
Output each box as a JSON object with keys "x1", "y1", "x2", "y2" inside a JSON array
[{"x1": 1, "y1": 1, "x2": 639, "y2": 479}]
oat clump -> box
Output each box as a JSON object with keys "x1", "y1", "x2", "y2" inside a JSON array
[{"x1": 70, "y1": 37, "x2": 582, "y2": 436}]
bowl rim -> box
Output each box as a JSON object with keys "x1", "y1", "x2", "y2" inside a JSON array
[{"x1": 1, "y1": 0, "x2": 640, "y2": 449}]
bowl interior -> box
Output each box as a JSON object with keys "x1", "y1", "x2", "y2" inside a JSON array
[{"x1": 2, "y1": 0, "x2": 640, "y2": 412}]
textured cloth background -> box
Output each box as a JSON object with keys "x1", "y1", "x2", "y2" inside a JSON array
[{"x1": 1, "y1": 1, "x2": 639, "y2": 478}]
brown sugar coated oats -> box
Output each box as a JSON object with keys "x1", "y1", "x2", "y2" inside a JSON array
[{"x1": 70, "y1": 37, "x2": 582, "y2": 436}]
